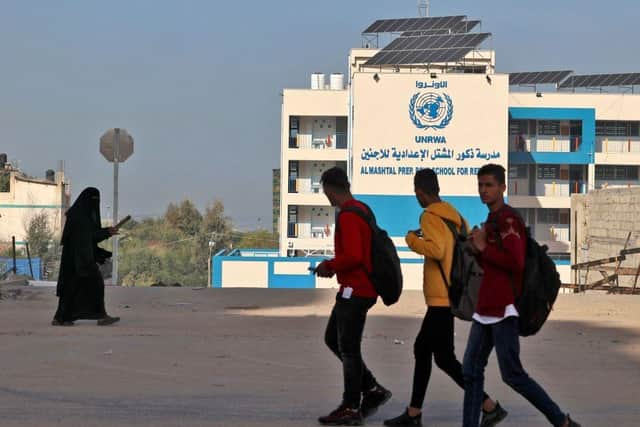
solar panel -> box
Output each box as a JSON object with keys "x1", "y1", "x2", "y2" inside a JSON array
[
  {"x1": 363, "y1": 15, "x2": 466, "y2": 34},
  {"x1": 509, "y1": 71, "x2": 572, "y2": 85},
  {"x1": 559, "y1": 73, "x2": 640, "y2": 88},
  {"x1": 365, "y1": 46, "x2": 475, "y2": 66},
  {"x1": 401, "y1": 20, "x2": 480, "y2": 36},
  {"x1": 383, "y1": 33, "x2": 490, "y2": 51},
  {"x1": 364, "y1": 32, "x2": 489, "y2": 66}
]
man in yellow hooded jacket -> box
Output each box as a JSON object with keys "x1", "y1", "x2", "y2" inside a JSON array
[{"x1": 384, "y1": 168, "x2": 506, "y2": 427}]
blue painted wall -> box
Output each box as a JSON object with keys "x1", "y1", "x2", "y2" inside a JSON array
[
  {"x1": 508, "y1": 107, "x2": 595, "y2": 165},
  {"x1": 355, "y1": 194, "x2": 489, "y2": 237},
  {"x1": 0, "y1": 257, "x2": 41, "y2": 280}
]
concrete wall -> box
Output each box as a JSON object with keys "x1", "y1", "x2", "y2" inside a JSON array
[
  {"x1": 571, "y1": 188, "x2": 640, "y2": 286},
  {"x1": 0, "y1": 172, "x2": 68, "y2": 244}
]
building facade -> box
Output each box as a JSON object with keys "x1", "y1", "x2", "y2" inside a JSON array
[
  {"x1": 0, "y1": 159, "x2": 70, "y2": 246},
  {"x1": 214, "y1": 15, "x2": 640, "y2": 288}
]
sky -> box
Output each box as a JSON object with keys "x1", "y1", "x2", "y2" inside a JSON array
[{"x1": 1, "y1": 0, "x2": 638, "y2": 230}]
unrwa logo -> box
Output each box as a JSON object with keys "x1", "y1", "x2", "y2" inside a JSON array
[{"x1": 409, "y1": 92, "x2": 453, "y2": 129}]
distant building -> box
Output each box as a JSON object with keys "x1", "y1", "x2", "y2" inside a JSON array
[
  {"x1": 0, "y1": 154, "x2": 70, "y2": 246},
  {"x1": 272, "y1": 168, "x2": 280, "y2": 233}
]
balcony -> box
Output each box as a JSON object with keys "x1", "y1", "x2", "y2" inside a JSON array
[
  {"x1": 287, "y1": 223, "x2": 335, "y2": 239},
  {"x1": 534, "y1": 224, "x2": 570, "y2": 243},
  {"x1": 596, "y1": 137, "x2": 640, "y2": 153},
  {"x1": 508, "y1": 180, "x2": 586, "y2": 197},
  {"x1": 509, "y1": 135, "x2": 581, "y2": 153},
  {"x1": 289, "y1": 133, "x2": 347, "y2": 150}
]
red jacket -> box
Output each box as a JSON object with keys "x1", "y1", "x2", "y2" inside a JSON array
[
  {"x1": 475, "y1": 205, "x2": 526, "y2": 317},
  {"x1": 325, "y1": 199, "x2": 377, "y2": 298}
]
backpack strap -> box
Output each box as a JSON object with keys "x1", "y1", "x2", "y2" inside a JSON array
[
  {"x1": 336, "y1": 203, "x2": 376, "y2": 276},
  {"x1": 435, "y1": 213, "x2": 465, "y2": 289}
]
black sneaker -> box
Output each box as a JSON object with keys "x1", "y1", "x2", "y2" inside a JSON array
[
  {"x1": 318, "y1": 404, "x2": 363, "y2": 426},
  {"x1": 566, "y1": 415, "x2": 581, "y2": 427},
  {"x1": 383, "y1": 408, "x2": 422, "y2": 426},
  {"x1": 361, "y1": 384, "x2": 392, "y2": 418},
  {"x1": 481, "y1": 401, "x2": 508, "y2": 427}
]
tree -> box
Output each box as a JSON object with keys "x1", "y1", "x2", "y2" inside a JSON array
[
  {"x1": 24, "y1": 211, "x2": 60, "y2": 280},
  {"x1": 236, "y1": 230, "x2": 279, "y2": 249},
  {"x1": 200, "y1": 200, "x2": 233, "y2": 252},
  {"x1": 165, "y1": 200, "x2": 202, "y2": 236},
  {"x1": 25, "y1": 212, "x2": 54, "y2": 258},
  {"x1": 0, "y1": 172, "x2": 9, "y2": 192}
]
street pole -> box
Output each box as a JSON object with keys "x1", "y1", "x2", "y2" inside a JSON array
[
  {"x1": 208, "y1": 240, "x2": 215, "y2": 287},
  {"x1": 112, "y1": 129, "x2": 120, "y2": 285}
]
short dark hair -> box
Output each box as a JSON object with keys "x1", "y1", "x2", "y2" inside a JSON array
[
  {"x1": 414, "y1": 168, "x2": 440, "y2": 195},
  {"x1": 477, "y1": 163, "x2": 506, "y2": 185},
  {"x1": 321, "y1": 167, "x2": 350, "y2": 192}
]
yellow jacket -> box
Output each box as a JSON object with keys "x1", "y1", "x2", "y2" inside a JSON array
[{"x1": 405, "y1": 201, "x2": 467, "y2": 307}]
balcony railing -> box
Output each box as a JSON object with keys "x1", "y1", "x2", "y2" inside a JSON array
[
  {"x1": 509, "y1": 180, "x2": 586, "y2": 196},
  {"x1": 289, "y1": 133, "x2": 347, "y2": 149},
  {"x1": 534, "y1": 225, "x2": 569, "y2": 242},
  {"x1": 509, "y1": 135, "x2": 581, "y2": 153},
  {"x1": 596, "y1": 137, "x2": 640, "y2": 153}
]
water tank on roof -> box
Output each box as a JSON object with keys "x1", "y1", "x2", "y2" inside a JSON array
[
  {"x1": 330, "y1": 73, "x2": 344, "y2": 90},
  {"x1": 311, "y1": 73, "x2": 326, "y2": 90},
  {"x1": 46, "y1": 169, "x2": 55, "y2": 182}
]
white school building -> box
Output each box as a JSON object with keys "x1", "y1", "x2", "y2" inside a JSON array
[{"x1": 213, "y1": 15, "x2": 640, "y2": 289}]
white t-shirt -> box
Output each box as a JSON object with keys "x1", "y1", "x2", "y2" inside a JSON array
[{"x1": 472, "y1": 304, "x2": 519, "y2": 325}]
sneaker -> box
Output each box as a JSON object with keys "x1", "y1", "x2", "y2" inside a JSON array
[
  {"x1": 383, "y1": 408, "x2": 422, "y2": 426},
  {"x1": 361, "y1": 384, "x2": 392, "y2": 418},
  {"x1": 481, "y1": 401, "x2": 508, "y2": 427},
  {"x1": 318, "y1": 404, "x2": 363, "y2": 426},
  {"x1": 566, "y1": 415, "x2": 581, "y2": 427},
  {"x1": 97, "y1": 315, "x2": 120, "y2": 326}
]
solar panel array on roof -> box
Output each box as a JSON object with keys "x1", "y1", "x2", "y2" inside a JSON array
[
  {"x1": 364, "y1": 32, "x2": 490, "y2": 66},
  {"x1": 559, "y1": 73, "x2": 640, "y2": 88},
  {"x1": 509, "y1": 71, "x2": 573, "y2": 85},
  {"x1": 400, "y1": 20, "x2": 480, "y2": 36},
  {"x1": 363, "y1": 16, "x2": 466, "y2": 34},
  {"x1": 366, "y1": 47, "x2": 475, "y2": 66}
]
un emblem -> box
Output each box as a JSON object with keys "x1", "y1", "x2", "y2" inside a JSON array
[{"x1": 409, "y1": 92, "x2": 454, "y2": 129}]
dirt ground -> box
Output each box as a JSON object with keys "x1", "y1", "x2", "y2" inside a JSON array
[{"x1": 0, "y1": 285, "x2": 638, "y2": 426}]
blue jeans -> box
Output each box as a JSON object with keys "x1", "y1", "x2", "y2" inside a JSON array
[{"x1": 462, "y1": 317, "x2": 566, "y2": 427}]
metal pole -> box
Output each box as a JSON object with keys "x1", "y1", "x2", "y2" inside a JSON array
[
  {"x1": 11, "y1": 236, "x2": 16, "y2": 274},
  {"x1": 208, "y1": 246, "x2": 212, "y2": 287},
  {"x1": 112, "y1": 129, "x2": 120, "y2": 285},
  {"x1": 25, "y1": 242, "x2": 34, "y2": 278}
]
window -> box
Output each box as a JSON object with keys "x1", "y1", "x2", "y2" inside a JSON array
[
  {"x1": 595, "y1": 165, "x2": 639, "y2": 180},
  {"x1": 537, "y1": 120, "x2": 561, "y2": 136},
  {"x1": 289, "y1": 117, "x2": 299, "y2": 148},
  {"x1": 537, "y1": 165, "x2": 560, "y2": 180},
  {"x1": 538, "y1": 209, "x2": 560, "y2": 224},
  {"x1": 596, "y1": 121, "x2": 640, "y2": 137},
  {"x1": 509, "y1": 165, "x2": 528, "y2": 178}
]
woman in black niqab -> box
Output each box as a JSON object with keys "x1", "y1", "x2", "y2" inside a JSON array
[{"x1": 52, "y1": 187, "x2": 120, "y2": 326}]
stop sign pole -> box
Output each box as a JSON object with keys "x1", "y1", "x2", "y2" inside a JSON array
[
  {"x1": 112, "y1": 129, "x2": 120, "y2": 286},
  {"x1": 100, "y1": 128, "x2": 134, "y2": 286}
]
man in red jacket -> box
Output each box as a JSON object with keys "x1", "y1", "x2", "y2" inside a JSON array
[
  {"x1": 462, "y1": 164, "x2": 580, "y2": 427},
  {"x1": 315, "y1": 167, "x2": 391, "y2": 426}
]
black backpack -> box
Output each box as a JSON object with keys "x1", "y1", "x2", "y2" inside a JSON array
[
  {"x1": 339, "y1": 204, "x2": 403, "y2": 306},
  {"x1": 515, "y1": 226, "x2": 562, "y2": 336},
  {"x1": 436, "y1": 216, "x2": 483, "y2": 321}
]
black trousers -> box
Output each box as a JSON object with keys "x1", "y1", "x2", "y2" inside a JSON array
[
  {"x1": 410, "y1": 306, "x2": 489, "y2": 409},
  {"x1": 324, "y1": 294, "x2": 378, "y2": 408}
]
